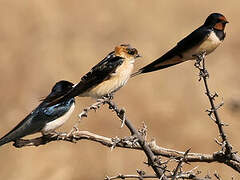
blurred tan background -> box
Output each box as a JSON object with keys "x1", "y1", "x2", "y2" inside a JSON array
[{"x1": 0, "y1": 1, "x2": 239, "y2": 179}]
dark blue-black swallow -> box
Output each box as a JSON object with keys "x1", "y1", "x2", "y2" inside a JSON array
[
  {"x1": 132, "y1": 13, "x2": 229, "y2": 76},
  {"x1": 0, "y1": 80, "x2": 75, "y2": 147}
]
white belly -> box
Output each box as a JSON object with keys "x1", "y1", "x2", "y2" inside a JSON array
[
  {"x1": 83, "y1": 60, "x2": 134, "y2": 98},
  {"x1": 182, "y1": 31, "x2": 222, "y2": 60},
  {"x1": 41, "y1": 103, "x2": 75, "y2": 135}
]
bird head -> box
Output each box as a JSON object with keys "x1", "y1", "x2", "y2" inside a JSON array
[
  {"x1": 51, "y1": 80, "x2": 74, "y2": 94},
  {"x1": 43, "y1": 80, "x2": 74, "y2": 103},
  {"x1": 115, "y1": 44, "x2": 141, "y2": 60},
  {"x1": 204, "y1": 13, "x2": 229, "y2": 31}
]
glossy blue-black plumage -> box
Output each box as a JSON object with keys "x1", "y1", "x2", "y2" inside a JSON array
[{"x1": 0, "y1": 80, "x2": 75, "y2": 147}]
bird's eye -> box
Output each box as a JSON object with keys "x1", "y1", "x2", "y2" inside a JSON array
[
  {"x1": 217, "y1": 16, "x2": 228, "y2": 24},
  {"x1": 127, "y1": 49, "x2": 136, "y2": 55},
  {"x1": 217, "y1": 18, "x2": 222, "y2": 23}
]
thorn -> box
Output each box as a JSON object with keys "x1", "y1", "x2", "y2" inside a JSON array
[
  {"x1": 214, "y1": 138, "x2": 223, "y2": 146},
  {"x1": 111, "y1": 137, "x2": 121, "y2": 151},
  {"x1": 78, "y1": 112, "x2": 87, "y2": 119},
  {"x1": 184, "y1": 148, "x2": 191, "y2": 156},
  {"x1": 119, "y1": 108, "x2": 126, "y2": 128}
]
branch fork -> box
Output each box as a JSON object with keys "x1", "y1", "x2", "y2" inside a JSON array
[{"x1": 9, "y1": 52, "x2": 240, "y2": 179}]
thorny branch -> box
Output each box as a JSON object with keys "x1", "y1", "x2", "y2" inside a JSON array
[
  {"x1": 105, "y1": 100, "x2": 167, "y2": 180},
  {"x1": 194, "y1": 52, "x2": 231, "y2": 152},
  {"x1": 13, "y1": 95, "x2": 240, "y2": 175},
  {"x1": 194, "y1": 52, "x2": 240, "y2": 167},
  {"x1": 171, "y1": 149, "x2": 191, "y2": 180},
  {"x1": 195, "y1": 53, "x2": 232, "y2": 150},
  {"x1": 11, "y1": 54, "x2": 240, "y2": 178},
  {"x1": 105, "y1": 168, "x2": 207, "y2": 180},
  {"x1": 11, "y1": 127, "x2": 239, "y2": 169}
]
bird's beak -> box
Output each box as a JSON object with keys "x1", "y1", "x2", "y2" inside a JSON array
[
  {"x1": 224, "y1": 20, "x2": 229, "y2": 24},
  {"x1": 136, "y1": 54, "x2": 141, "y2": 58}
]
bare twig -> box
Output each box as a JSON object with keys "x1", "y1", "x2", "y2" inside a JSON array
[
  {"x1": 78, "y1": 98, "x2": 107, "y2": 120},
  {"x1": 171, "y1": 148, "x2": 191, "y2": 180},
  {"x1": 105, "y1": 174, "x2": 156, "y2": 180},
  {"x1": 105, "y1": 100, "x2": 167, "y2": 180},
  {"x1": 12, "y1": 91, "x2": 240, "y2": 174},
  {"x1": 105, "y1": 170, "x2": 209, "y2": 180},
  {"x1": 213, "y1": 172, "x2": 222, "y2": 180},
  {"x1": 194, "y1": 53, "x2": 231, "y2": 154},
  {"x1": 13, "y1": 131, "x2": 114, "y2": 148},
  {"x1": 13, "y1": 127, "x2": 240, "y2": 173},
  {"x1": 13, "y1": 126, "x2": 240, "y2": 173}
]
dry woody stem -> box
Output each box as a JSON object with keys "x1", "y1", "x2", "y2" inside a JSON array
[{"x1": 11, "y1": 53, "x2": 240, "y2": 179}]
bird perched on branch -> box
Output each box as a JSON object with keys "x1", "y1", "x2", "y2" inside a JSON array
[
  {"x1": 131, "y1": 13, "x2": 228, "y2": 76},
  {"x1": 48, "y1": 44, "x2": 141, "y2": 106},
  {"x1": 0, "y1": 80, "x2": 75, "y2": 147}
]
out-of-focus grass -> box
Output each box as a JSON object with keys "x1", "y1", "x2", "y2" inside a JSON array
[{"x1": 0, "y1": 1, "x2": 239, "y2": 179}]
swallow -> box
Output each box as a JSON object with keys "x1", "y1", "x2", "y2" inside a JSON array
[
  {"x1": 48, "y1": 44, "x2": 140, "y2": 106},
  {"x1": 132, "y1": 13, "x2": 228, "y2": 76},
  {"x1": 0, "y1": 80, "x2": 75, "y2": 147}
]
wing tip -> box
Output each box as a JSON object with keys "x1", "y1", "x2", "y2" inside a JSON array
[
  {"x1": 131, "y1": 69, "x2": 143, "y2": 78},
  {"x1": 0, "y1": 136, "x2": 12, "y2": 147}
]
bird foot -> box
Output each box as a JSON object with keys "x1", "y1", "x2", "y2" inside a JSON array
[
  {"x1": 103, "y1": 93, "x2": 114, "y2": 100},
  {"x1": 193, "y1": 51, "x2": 207, "y2": 67},
  {"x1": 119, "y1": 108, "x2": 126, "y2": 128},
  {"x1": 67, "y1": 125, "x2": 79, "y2": 137},
  {"x1": 90, "y1": 104, "x2": 100, "y2": 111},
  {"x1": 51, "y1": 131, "x2": 68, "y2": 140}
]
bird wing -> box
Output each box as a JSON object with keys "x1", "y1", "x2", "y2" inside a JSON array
[
  {"x1": 42, "y1": 100, "x2": 74, "y2": 122},
  {"x1": 0, "y1": 100, "x2": 74, "y2": 146},
  {"x1": 47, "y1": 52, "x2": 124, "y2": 106},
  {"x1": 132, "y1": 25, "x2": 211, "y2": 75},
  {"x1": 0, "y1": 109, "x2": 45, "y2": 146},
  {"x1": 175, "y1": 25, "x2": 211, "y2": 54}
]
